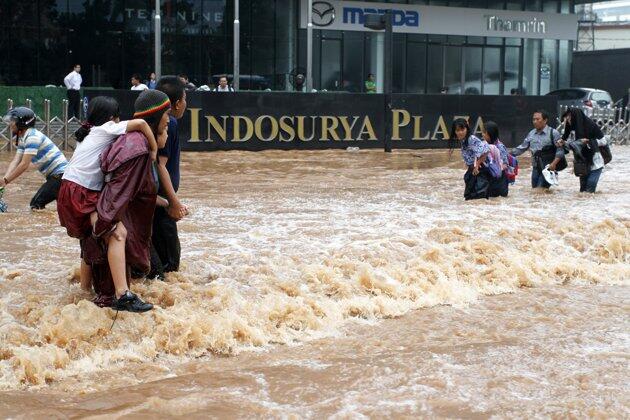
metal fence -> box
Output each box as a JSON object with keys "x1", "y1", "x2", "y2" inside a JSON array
[
  {"x1": 558, "y1": 105, "x2": 630, "y2": 145},
  {"x1": 0, "y1": 98, "x2": 81, "y2": 152}
]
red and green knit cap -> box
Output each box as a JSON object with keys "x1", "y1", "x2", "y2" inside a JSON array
[{"x1": 133, "y1": 90, "x2": 170, "y2": 118}]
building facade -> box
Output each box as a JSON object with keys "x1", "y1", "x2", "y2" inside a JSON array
[{"x1": 0, "y1": 0, "x2": 595, "y2": 95}]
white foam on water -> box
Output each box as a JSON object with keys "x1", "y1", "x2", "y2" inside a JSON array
[{"x1": 0, "y1": 146, "x2": 628, "y2": 394}]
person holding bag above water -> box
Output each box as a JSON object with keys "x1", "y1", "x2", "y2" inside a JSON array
[
  {"x1": 510, "y1": 110, "x2": 565, "y2": 189},
  {"x1": 558, "y1": 108, "x2": 610, "y2": 193},
  {"x1": 451, "y1": 118, "x2": 490, "y2": 200}
]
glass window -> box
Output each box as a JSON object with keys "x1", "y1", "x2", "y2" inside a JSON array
[
  {"x1": 483, "y1": 47, "x2": 501, "y2": 95},
  {"x1": 505, "y1": 1, "x2": 523, "y2": 11},
  {"x1": 321, "y1": 38, "x2": 341, "y2": 91},
  {"x1": 467, "y1": 36, "x2": 484, "y2": 45},
  {"x1": 275, "y1": 0, "x2": 297, "y2": 90},
  {"x1": 525, "y1": 0, "x2": 542, "y2": 12},
  {"x1": 365, "y1": 33, "x2": 384, "y2": 93},
  {"x1": 448, "y1": 35, "x2": 466, "y2": 44},
  {"x1": 427, "y1": 44, "x2": 444, "y2": 93},
  {"x1": 486, "y1": 1, "x2": 505, "y2": 10},
  {"x1": 543, "y1": 1, "x2": 559, "y2": 13},
  {"x1": 540, "y1": 39, "x2": 557, "y2": 94},
  {"x1": 342, "y1": 32, "x2": 364, "y2": 93},
  {"x1": 406, "y1": 42, "x2": 427, "y2": 93},
  {"x1": 463, "y1": 47, "x2": 482, "y2": 95},
  {"x1": 523, "y1": 39, "x2": 539, "y2": 95},
  {"x1": 591, "y1": 91, "x2": 612, "y2": 104},
  {"x1": 486, "y1": 37, "x2": 503, "y2": 46},
  {"x1": 558, "y1": 40, "x2": 571, "y2": 89},
  {"x1": 393, "y1": 34, "x2": 405, "y2": 93},
  {"x1": 444, "y1": 46, "x2": 462, "y2": 93},
  {"x1": 505, "y1": 46, "x2": 521, "y2": 95},
  {"x1": 505, "y1": 37, "x2": 521, "y2": 47}
]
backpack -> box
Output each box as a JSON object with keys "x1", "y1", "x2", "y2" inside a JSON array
[
  {"x1": 506, "y1": 154, "x2": 519, "y2": 184},
  {"x1": 486, "y1": 145, "x2": 503, "y2": 178}
]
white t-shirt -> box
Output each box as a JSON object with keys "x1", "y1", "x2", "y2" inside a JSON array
[
  {"x1": 63, "y1": 121, "x2": 128, "y2": 191},
  {"x1": 131, "y1": 83, "x2": 148, "y2": 91}
]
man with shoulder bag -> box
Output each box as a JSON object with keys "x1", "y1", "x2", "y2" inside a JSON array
[{"x1": 511, "y1": 110, "x2": 565, "y2": 189}]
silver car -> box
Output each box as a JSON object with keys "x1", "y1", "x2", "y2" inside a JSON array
[{"x1": 546, "y1": 88, "x2": 613, "y2": 120}]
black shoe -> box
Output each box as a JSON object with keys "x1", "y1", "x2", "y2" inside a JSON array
[
  {"x1": 112, "y1": 291, "x2": 153, "y2": 313},
  {"x1": 146, "y1": 269, "x2": 165, "y2": 281}
]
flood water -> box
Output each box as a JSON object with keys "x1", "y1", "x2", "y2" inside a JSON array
[{"x1": 0, "y1": 146, "x2": 628, "y2": 418}]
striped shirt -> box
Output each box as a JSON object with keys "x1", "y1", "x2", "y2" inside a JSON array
[{"x1": 17, "y1": 128, "x2": 68, "y2": 177}]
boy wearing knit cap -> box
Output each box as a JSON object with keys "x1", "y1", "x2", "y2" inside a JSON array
[{"x1": 86, "y1": 89, "x2": 171, "y2": 312}]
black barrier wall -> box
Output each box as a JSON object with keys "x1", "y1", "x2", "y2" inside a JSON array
[{"x1": 83, "y1": 90, "x2": 557, "y2": 151}]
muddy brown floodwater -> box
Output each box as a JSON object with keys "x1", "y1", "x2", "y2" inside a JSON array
[{"x1": 0, "y1": 147, "x2": 628, "y2": 418}]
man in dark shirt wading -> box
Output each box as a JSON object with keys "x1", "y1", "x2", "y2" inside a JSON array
[{"x1": 150, "y1": 76, "x2": 189, "y2": 278}]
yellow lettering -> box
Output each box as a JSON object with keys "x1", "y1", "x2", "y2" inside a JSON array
[
  {"x1": 232, "y1": 116, "x2": 254, "y2": 142},
  {"x1": 296, "y1": 116, "x2": 316, "y2": 141},
  {"x1": 254, "y1": 115, "x2": 279, "y2": 141},
  {"x1": 431, "y1": 116, "x2": 450, "y2": 140},
  {"x1": 338, "y1": 116, "x2": 359, "y2": 141},
  {"x1": 358, "y1": 117, "x2": 377, "y2": 141},
  {"x1": 279, "y1": 116, "x2": 295, "y2": 142},
  {"x1": 320, "y1": 116, "x2": 340, "y2": 141},
  {"x1": 472, "y1": 116, "x2": 485, "y2": 137},
  {"x1": 206, "y1": 115, "x2": 228, "y2": 142},
  {"x1": 391, "y1": 109, "x2": 411, "y2": 140},
  {"x1": 412, "y1": 116, "x2": 430, "y2": 140},
  {"x1": 188, "y1": 108, "x2": 202, "y2": 142}
]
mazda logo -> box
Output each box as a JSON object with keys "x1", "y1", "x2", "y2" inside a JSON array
[{"x1": 312, "y1": 1, "x2": 335, "y2": 27}]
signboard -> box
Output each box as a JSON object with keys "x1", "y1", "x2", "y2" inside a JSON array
[
  {"x1": 83, "y1": 90, "x2": 558, "y2": 151},
  {"x1": 301, "y1": 0, "x2": 578, "y2": 40}
]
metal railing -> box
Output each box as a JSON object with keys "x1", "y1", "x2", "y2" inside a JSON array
[
  {"x1": 0, "y1": 98, "x2": 81, "y2": 152},
  {"x1": 558, "y1": 105, "x2": 630, "y2": 145}
]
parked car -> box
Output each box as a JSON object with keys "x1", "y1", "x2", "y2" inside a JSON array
[{"x1": 546, "y1": 88, "x2": 613, "y2": 120}]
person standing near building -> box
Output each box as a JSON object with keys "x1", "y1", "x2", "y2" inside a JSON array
[
  {"x1": 510, "y1": 110, "x2": 564, "y2": 189},
  {"x1": 213, "y1": 75, "x2": 235, "y2": 92},
  {"x1": 150, "y1": 76, "x2": 189, "y2": 279},
  {"x1": 64, "y1": 64, "x2": 82, "y2": 119},
  {"x1": 130, "y1": 73, "x2": 148, "y2": 91},
  {"x1": 147, "y1": 72, "x2": 158, "y2": 89},
  {"x1": 365, "y1": 73, "x2": 377, "y2": 94},
  {"x1": 0, "y1": 107, "x2": 68, "y2": 209},
  {"x1": 178, "y1": 74, "x2": 197, "y2": 91}
]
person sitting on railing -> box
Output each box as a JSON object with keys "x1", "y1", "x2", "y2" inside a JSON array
[{"x1": 0, "y1": 107, "x2": 68, "y2": 209}]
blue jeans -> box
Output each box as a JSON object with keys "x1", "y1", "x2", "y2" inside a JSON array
[
  {"x1": 579, "y1": 167, "x2": 602, "y2": 193},
  {"x1": 531, "y1": 168, "x2": 550, "y2": 189}
]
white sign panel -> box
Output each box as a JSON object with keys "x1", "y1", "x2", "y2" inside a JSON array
[{"x1": 301, "y1": 0, "x2": 578, "y2": 40}]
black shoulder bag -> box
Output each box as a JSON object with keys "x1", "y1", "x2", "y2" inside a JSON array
[{"x1": 534, "y1": 129, "x2": 567, "y2": 172}]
